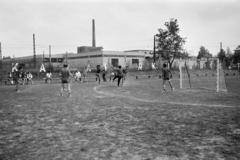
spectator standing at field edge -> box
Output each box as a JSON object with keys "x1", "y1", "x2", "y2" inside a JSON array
[
  {"x1": 60, "y1": 64, "x2": 72, "y2": 97},
  {"x1": 162, "y1": 63, "x2": 174, "y2": 92}
]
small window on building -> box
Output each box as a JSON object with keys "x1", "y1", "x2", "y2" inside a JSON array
[
  {"x1": 44, "y1": 58, "x2": 49, "y2": 62},
  {"x1": 111, "y1": 58, "x2": 119, "y2": 67},
  {"x1": 132, "y1": 59, "x2": 139, "y2": 65},
  {"x1": 51, "y1": 58, "x2": 57, "y2": 63},
  {"x1": 58, "y1": 58, "x2": 63, "y2": 62}
]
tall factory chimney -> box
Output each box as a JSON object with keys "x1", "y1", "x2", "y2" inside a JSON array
[{"x1": 92, "y1": 19, "x2": 96, "y2": 47}]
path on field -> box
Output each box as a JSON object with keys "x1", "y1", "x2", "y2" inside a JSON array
[{"x1": 93, "y1": 78, "x2": 240, "y2": 108}]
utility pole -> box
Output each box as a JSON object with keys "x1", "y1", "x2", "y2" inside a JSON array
[
  {"x1": 92, "y1": 19, "x2": 96, "y2": 47},
  {"x1": 49, "y1": 45, "x2": 51, "y2": 72},
  {"x1": 33, "y1": 34, "x2": 36, "y2": 68},
  {"x1": 42, "y1": 51, "x2": 45, "y2": 64},
  {"x1": 65, "y1": 51, "x2": 68, "y2": 64}
]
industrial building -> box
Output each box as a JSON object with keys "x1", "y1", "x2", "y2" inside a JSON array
[{"x1": 0, "y1": 19, "x2": 151, "y2": 75}]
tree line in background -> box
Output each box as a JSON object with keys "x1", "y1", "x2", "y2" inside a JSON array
[
  {"x1": 154, "y1": 18, "x2": 240, "y2": 70},
  {"x1": 196, "y1": 45, "x2": 240, "y2": 69}
]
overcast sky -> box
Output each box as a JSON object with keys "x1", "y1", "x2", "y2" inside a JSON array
[{"x1": 0, "y1": 0, "x2": 240, "y2": 57}]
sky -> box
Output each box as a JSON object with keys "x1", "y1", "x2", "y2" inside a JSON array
[{"x1": 0, "y1": 0, "x2": 240, "y2": 57}]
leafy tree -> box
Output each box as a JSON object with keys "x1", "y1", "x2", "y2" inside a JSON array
[
  {"x1": 217, "y1": 48, "x2": 226, "y2": 63},
  {"x1": 197, "y1": 46, "x2": 212, "y2": 59},
  {"x1": 225, "y1": 47, "x2": 233, "y2": 68},
  {"x1": 233, "y1": 45, "x2": 240, "y2": 64},
  {"x1": 155, "y1": 18, "x2": 186, "y2": 68}
]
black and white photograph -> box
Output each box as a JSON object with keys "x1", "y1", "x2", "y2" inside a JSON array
[{"x1": 0, "y1": 0, "x2": 240, "y2": 159}]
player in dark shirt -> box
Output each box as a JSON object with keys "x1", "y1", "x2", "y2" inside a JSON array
[
  {"x1": 162, "y1": 63, "x2": 174, "y2": 92},
  {"x1": 96, "y1": 65, "x2": 101, "y2": 84},
  {"x1": 60, "y1": 64, "x2": 72, "y2": 97},
  {"x1": 13, "y1": 65, "x2": 23, "y2": 92},
  {"x1": 113, "y1": 65, "x2": 123, "y2": 87}
]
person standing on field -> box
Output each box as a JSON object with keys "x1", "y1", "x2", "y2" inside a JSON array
[
  {"x1": 60, "y1": 64, "x2": 72, "y2": 97},
  {"x1": 96, "y1": 65, "x2": 101, "y2": 84},
  {"x1": 162, "y1": 63, "x2": 174, "y2": 92}
]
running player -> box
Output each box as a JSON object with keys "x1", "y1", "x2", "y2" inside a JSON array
[{"x1": 113, "y1": 65, "x2": 123, "y2": 87}]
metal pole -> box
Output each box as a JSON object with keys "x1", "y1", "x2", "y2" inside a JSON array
[
  {"x1": 49, "y1": 45, "x2": 51, "y2": 72},
  {"x1": 33, "y1": 34, "x2": 36, "y2": 68},
  {"x1": 42, "y1": 51, "x2": 45, "y2": 64},
  {"x1": 92, "y1": 19, "x2": 96, "y2": 47},
  {"x1": 66, "y1": 52, "x2": 68, "y2": 64}
]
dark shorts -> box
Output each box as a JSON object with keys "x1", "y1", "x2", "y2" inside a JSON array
[
  {"x1": 163, "y1": 77, "x2": 170, "y2": 80},
  {"x1": 62, "y1": 79, "x2": 69, "y2": 83}
]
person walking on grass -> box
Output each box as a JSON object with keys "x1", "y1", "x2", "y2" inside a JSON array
[
  {"x1": 60, "y1": 64, "x2": 72, "y2": 97},
  {"x1": 113, "y1": 65, "x2": 123, "y2": 87},
  {"x1": 102, "y1": 68, "x2": 107, "y2": 82},
  {"x1": 13, "y1": 65, "x2": 23, "y2": 92},
  {"x1": 82, "y1": 67, "x2": 88, "y2": 83},
  {"x1": 96, "y1": 65, "x2": 101, "y2": 84},
  {"x1": 162, "y1": 63, "x2": 174, "y2": 92}
]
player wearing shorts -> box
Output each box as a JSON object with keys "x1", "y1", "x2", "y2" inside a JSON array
[
  {"x1": 162, "y1": 63, "x2": 174, "y2": 92},
  {"x1": 113, "y1": 65, "x2": 123, "y2": 87},
  {"x1": 96, "y1": 65, "x2": 101, "y2": 84},
  {"x1": 60, "y1": 64, "x2": 72, "y2": 97},
  {"x1": 13, "y1": 66, "x2": 23, "y2": 92}
]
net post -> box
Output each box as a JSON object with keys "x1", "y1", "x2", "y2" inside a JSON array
[{"x1": 179, "y1": 60, "x2": 183, "y2": 89}]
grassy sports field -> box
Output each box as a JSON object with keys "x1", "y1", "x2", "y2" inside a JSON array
[{"x1": 0, "y1": 74, "x2": 240, "y2": 160}]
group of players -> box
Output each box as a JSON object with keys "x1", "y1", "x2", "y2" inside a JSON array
[
  {"x1": 9, "y1": 62, "x2": 174, "y2": 95},
  {"x1": 8, "y1": 65, "x2": 33, "y2": 91},
  {"x1": 58, "y1": 64, "x2": 128, "y2": 97}
]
